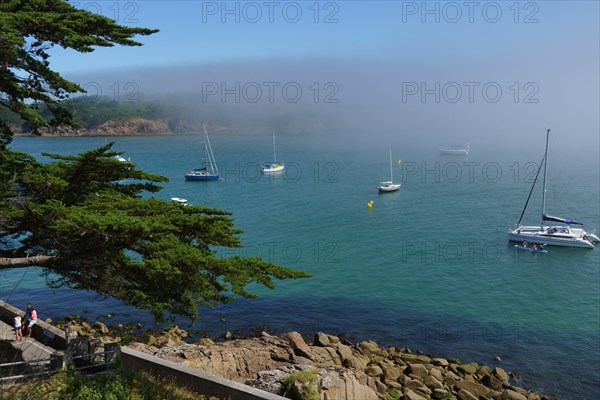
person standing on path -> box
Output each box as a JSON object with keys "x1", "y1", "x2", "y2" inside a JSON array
[
  {"x1": 22, "y1": 303, "x2": 37, "y2": 338},
  {"x1": 27, "y1": 304, "x2": 37, "y2": 337},
  {"x1": 14, "y1": 314, "x2": 22, "y2": 341},
  {"x1": 21, "y1": 303, "x2": 32, "y2": 336}
]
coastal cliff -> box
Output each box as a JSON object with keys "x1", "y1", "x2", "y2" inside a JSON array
[{"x1": 16, "y1": 118, "x2": 171, "y2": 137}]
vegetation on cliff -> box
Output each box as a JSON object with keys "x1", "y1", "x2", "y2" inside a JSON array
[
  {"x1": 3, "y1": 93, "x2": 334, "y2": 136},
  {"x1": 2, "y1": 96, "x2": 169, "y2": 133},
  {"x1": 0, "y1": 0, "x2": 158, "y2": 144}
]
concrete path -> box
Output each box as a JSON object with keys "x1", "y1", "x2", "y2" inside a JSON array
[{"x1": 1, "y1": 319, "x2": 60, "y2": 363}]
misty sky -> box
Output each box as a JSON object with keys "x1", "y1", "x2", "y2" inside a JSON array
[{"x1": 49, "y1": 1, "x2": 599, "y2": 158}]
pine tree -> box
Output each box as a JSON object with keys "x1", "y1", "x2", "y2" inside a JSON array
[
  {"x1": 0, "y1": 1, "x2": 311, "y2": 321},
  {"x1": 0, "y1": 0, "x2": 157, "y2": 145}
]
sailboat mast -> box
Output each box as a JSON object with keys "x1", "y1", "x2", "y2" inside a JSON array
[
  {"x1": 272, "y1": 131, "x2": 276, "y2": 162},
  {"x1": 204, "y1": 123, "x2": 219, "y2": 175},
  {"x1": 389, "y1": 146, "x2": 393, "y2": 182},
  {"x1": 541, "y1": 128, "x2": 550, "y2": 224},
  {"x1": 201, "y1": 122, "x2": 208, "y2": 168}
]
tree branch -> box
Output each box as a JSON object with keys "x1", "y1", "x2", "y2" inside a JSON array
[{"x1": 0, "y1": 255, "x2": 55, "y2": 268}]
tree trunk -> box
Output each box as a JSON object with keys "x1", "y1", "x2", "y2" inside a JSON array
[{"x1": 0, "y1": 255, "x2": 55, "y2": 268}]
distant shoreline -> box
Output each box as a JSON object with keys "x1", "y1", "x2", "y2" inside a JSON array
[
  {"x1": 10, "y1": 117, "x2": 329, "y2": 137},
  {"x1": 12, "y1": 118, "x2": 173, "y2": 137}
]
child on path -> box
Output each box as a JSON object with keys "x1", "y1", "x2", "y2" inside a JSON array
[{"x1": 14, "y1": 314, "x2": 22, "y2": 341}]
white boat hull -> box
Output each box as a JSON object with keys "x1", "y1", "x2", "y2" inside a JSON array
[
  {"x1": 508, "y1": 225, "x2": 595, "y2": 249},
  {"x1": 171, "y1": 197, "x2": 188, "y2": 205},
  {"x1": 378, "y1": 182, "x2": 401, "y2": 193},
  {"x1": 261, "y1": 163, "x2": 284, "y2": 173},
  {"x1": 440, "y1": 145, "x2": 470, "y2": 155}
]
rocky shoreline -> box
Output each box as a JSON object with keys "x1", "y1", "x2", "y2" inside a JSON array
[
  {"x1": 61, "y1": 321, "x2": 557, "y2": 400},
  {"x1": 13, "y1": 118, "x2": 171, "y2": 137}
]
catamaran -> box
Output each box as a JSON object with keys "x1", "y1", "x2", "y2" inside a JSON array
[
  {"x1": 508, "y1": 129, "x2": 599, "y2": 248},
  {"x1": 261, "y1": 131, "x2": 284, "y2": 173},
  {"x1": 185, "y1": 122, "x2": 220, "y2": 181},
  {"x1": 378, "y1": 146, "x2": 401, "y2": 193}
]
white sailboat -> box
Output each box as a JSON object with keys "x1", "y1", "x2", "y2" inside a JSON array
[
  {"x1": 440, "y1": 145, "x2": 470, "y2": 155},
  {"x1": 378, "y1": 146, "x2": 401, "y2": 193},
  {"x1": 261, "y1": 131, "x2": 284, "y2": 173},
  {"x1": 185, "y1": 122, "x2": 220, "y2": 181},
  {"x1": 508, "y1": 129, "x2": 599, "y2": 248}
]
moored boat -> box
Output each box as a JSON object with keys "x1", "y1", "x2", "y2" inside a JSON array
[{"x1": 508, "y1": 129, "x2": 597, "y2": 249}]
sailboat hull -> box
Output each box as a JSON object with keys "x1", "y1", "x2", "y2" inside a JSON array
[
  {"x1": 185, "y1": 175, "x2": 220, "y2": 181},
  {"x1": 185, "y1": 172, "x2": 220, "y2": 181},
  {"x1": 508, "y1": 226, "x2": 594, "y2": 249},
  {"x1": 378, "y1": 182, "x2": 401, "y2": 193},
  {"x1": 261, "y1": 163, "x2": 284, "y2": 173},
  {"x1": 440, "y1": 148, "x2": 469, "y2": 155}
]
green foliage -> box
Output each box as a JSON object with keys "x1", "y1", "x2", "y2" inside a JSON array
[
  {"x1": 0, "y1": 143, "x2": 311, "y2": 321},
  {"x1": 0, "y1": 1, "x2": 311, "y2": 324},
  {"x1": 0, "y1": 364, "x2": 220, "y2": 400},
  {"x1": 388, "y1": 387, "x2": 401, "y2": 400},
  {"x1": 282, "y1": 369, "x2": 320, "y2": 400},
  {"x1": 0, "y1": 0, "x2": 158, "y2": 144},
  {"x1": 62, "y1": 96, "x2": 168, "y2": 130}
]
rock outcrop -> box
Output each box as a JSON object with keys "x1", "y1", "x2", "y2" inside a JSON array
[
  {"x1": 19, "y1": 118, "x2": 170, "y2": 136},
  {"x1": 53, "y1": 319, "x2": 557, "y2": 400},
  {"x1": 125, "y1": 330, "x2": 554, "y2": 400}
]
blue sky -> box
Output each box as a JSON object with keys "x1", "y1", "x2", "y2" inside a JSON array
[
  {"x1": 48, "y1": 1, "x2": 599, "y2": 156},
  {"x1": 53, "y1": 0, "x2": 599, "y2": 72},
  {"x1": 53, "y1": 1, "x2": 598, "y2": 72}
]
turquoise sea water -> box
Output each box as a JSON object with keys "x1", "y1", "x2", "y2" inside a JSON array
[{"x1": 2, "y1": 135, "x2": 599, "y2": 399}]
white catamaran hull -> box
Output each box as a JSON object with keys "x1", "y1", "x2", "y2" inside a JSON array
[{"x1": 508, "y1": 226, "x2": 595, "y2": 249}]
